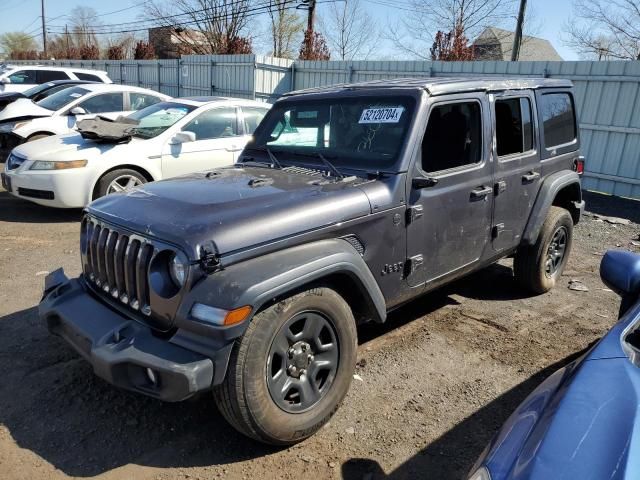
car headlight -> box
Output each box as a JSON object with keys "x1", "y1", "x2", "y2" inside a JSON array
[
  {"x1": 29, "y1": 160, "x2": 88, "y2": 170},
  {"x1": 468, "y1": 467, "x2": 491, "y2": 480},
  {"x1": 169, "y1": 252, "x2": 188, "y2": 287},
  {"x1": 13, "y1": 121, "x2": 30, "y2": 130}
]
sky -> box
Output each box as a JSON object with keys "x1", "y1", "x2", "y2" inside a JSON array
[{"x1": 0, "y1": 0, "x2": 579, "y2": 60}]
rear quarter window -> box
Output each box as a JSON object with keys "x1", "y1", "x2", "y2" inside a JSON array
[
  {"x1": 540, "y1": 92, "x2": 577, "y2": 149},
  {"x1": 74, "y1": 72, "x2": 103, "y2": 82}
]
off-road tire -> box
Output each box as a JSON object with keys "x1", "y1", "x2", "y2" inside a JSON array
[
  {"x1": 514, "y1": 206, "x2": 573, "y2": 294},
  {"x1": 213, "y1": 287, "x2": 357, "y2": 445},
  {"x1": 95, "y1": 169, "x2": 147, "y2": 199}
]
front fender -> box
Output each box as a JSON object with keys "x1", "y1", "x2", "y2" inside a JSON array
[
  {"x1": 522, "y1": 170, "x2": 583, "y2": 245},
  {"x1": 179, "y1": 238, "x2": 387, "y2": 326}
]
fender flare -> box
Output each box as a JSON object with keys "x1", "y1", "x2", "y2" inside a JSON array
[
  {"x1": 522, "y1": 170, "x2": 583, "y2": 245},
  {"x1": 184, "y1": 238, "x2": 387, "y2": 324}
]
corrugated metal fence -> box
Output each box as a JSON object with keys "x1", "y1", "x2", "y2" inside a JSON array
[{"x1": 13, "y1": 56, "x2": 640, "y2": 199}]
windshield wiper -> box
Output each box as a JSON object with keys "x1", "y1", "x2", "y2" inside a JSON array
[
  {"x1": 265, "y1": 147, "x2": 283, "y2": 169},
  {"x1": 241, "y1": 146, "x2": 283, "y2": 169},
  {"x1": 315, "y1": 152, "x2": 344, "y2": 180}
]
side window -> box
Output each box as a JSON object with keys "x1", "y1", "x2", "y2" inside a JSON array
[
  {"x1": 540, "y1": 93, "x2": 576, "y2": 148},
  {"x1": 74, "y1": 72, "x2": 103, "y2": 82},
  {"x1": 422, "y1": 101, "x2": 482, "y2": 173},
  {"x1": 182, "y1": 107, "x2": 238, "y2": 140},
  {"x1": 130, "y1": 93, "x2": 162, "y2": 111},
  {"x1": 37, "y1": 70, "x2": 70, "y2": 82},
  {"x1": 8, "y1": 70, "x2": 37, "y2": 84},
  {"x1": 495, "y1": 97, "x2": 533, "y2": 157},
  {"x1": 78, "y1": 93, "x2": 124, "y2": 113},
  {"x1": 242, "y1": 107, "x2": 269, "y2": 134}
]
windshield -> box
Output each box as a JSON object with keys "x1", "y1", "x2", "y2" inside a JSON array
[
  {"x1": 127, "y1": 102, "x2": 196, "y2": 139},
  {"x1": 36, "y1": 86, "x2": 89, "y2": 112},
  {"x1": 250, "y1": 96, "x2": 416, "y2": 171},
  {"x1": 23, "y1": 82, "x2": 56, "y2": 98}
]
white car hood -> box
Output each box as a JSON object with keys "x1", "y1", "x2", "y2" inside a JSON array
[
  {"x1": 0, "y1": 99, "x2": 53, "y2": 121},
  {"x1": 13, "y1": 133, "x2": 144, "y2": 161}
]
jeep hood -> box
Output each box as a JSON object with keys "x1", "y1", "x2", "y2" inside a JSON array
[{"x1": 88, "y1": 166, "x2": 373, "y2": 259}]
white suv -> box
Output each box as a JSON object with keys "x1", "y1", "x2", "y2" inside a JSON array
[{"x1": 0, "y1": 66, "x2": 111, "y2": 92}]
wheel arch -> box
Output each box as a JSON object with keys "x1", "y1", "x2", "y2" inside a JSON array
[
  {"x1": 179, "y1": 239, "x2": 388, "y2": 334},
  {"x1": 26, "y1": 131, "x2": 55, "y2": 141},
  {"x1": 521, "y1": 171, "x2": 584, "y2": 245},
  {"x1": 91, "y1": 164, "x2": 156, "y2": 200}
]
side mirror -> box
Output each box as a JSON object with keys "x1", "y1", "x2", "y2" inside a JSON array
[
  {"x1": 600, "y1": 250, "x2": 640, "y2": 316},
  {"x1": 0, "y1": 78, "x2": 8, "y2": 84},
  {"x1": 412, "y1": 176, "x2": 439, "y2": 189},
  {"x1": 170, "y1": 131, "x2": 196, "y2": 145},
  {"x1": 70, "y1": 106, "x2": 87, "y2": 116}
]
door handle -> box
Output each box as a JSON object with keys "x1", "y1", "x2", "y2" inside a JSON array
[
  {"x1": 225, "y1": 145, "x2": 242, "y2": 152},
  {"x1": 522, "y1": 171, "x2": 540, "y2": 183},
  {"x1": 470, "y1": 186, "x2": 493, "y2": 199}
]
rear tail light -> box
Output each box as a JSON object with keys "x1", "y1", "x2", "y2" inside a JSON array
[{"x1": 574, "y1": 156, "x2": 585, "y2": 175}]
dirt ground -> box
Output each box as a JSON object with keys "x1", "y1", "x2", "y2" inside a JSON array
[{"x1": 0, "y1": 187, "x2": 639, "y2": 480}]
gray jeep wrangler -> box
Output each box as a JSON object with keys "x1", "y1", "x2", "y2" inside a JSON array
[{"x1": 40, "y1": 78, "x2": 585, "y2": 445}]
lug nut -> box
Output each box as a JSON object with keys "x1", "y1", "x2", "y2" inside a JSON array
[
  {"x1": 301, "y1": 344, "x2": 307, "y2": 352},
  {"x1": 288, "y1": 348, "x2": 294, "y2": 358},
  {"x1": 308, "y1": 354, "x2": 314, "y2": 363}
]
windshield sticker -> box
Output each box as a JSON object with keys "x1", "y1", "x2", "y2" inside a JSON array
[
  {"x1": 359, "y1": 107, "x2": 404, "y2": 124},
  {"x1": 69, "y1": 93, "x2": 83, "y2": 98}
]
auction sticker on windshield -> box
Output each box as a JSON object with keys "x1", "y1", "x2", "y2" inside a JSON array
[{"x1": 359, "y1": 107, "x2": 404, "y2": 124}]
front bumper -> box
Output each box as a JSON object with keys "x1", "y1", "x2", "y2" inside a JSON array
[
  {"x1": 2, "y1": 164, "x2": 92, "y2": 208},
  {"x1": 39, "y1": 269, "x2": 216, "y2": 402}
]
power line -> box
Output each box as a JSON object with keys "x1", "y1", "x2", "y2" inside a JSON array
[
  {"x1": 47, "y1": 0, "x2": 319, "y2": 36},
  {"x1": 48, "y1": 0, "x2": 278, "y2": 33}
]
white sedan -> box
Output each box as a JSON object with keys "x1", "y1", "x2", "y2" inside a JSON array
[
  {"x1": 0, "y1": 84, "x2": 170, "y2": 147},
  {"x1": 1, "y1": 97, "x2": 270, "y2": 208}
]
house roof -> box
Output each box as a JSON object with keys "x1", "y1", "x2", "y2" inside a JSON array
[{"x1": 472, "y1": 27, "x2": 563, "y2": 61}]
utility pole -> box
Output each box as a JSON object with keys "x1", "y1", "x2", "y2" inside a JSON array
[
  {"x1": 511, "y1": 0, "x2": 527, "y2": 61},
  {"x1": 65, "y1": 24, "x2": 70, "y2": 58},
  {"x1": 306, "y1": 0, "x2": 316, "y2": 33},
  {"x1": 41, "y1": 0, "x2": 47, "y2": 58}
]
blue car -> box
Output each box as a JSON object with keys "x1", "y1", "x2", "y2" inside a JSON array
[{"x1": 469, "y1": 250, "x2": 640, "y2": 480}]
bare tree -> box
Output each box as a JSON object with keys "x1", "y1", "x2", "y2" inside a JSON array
[
  {"x1": 566, "y1": 0, "x2": 640, "y2": 60},
  {"x1": 267, "y1": 0, "x2": 305, "y2": 58},
  {"x1": 388, "y1": 0, "x2": 516, "y2": 59},
  {"x1": 323, "y1": 0, "x2": 377, "y2": 60},
  {"x1": 0, "y1": 32, "x2": 38, "y2": 57},
  {"x1": 146, "y1": 0, "x2": 253, "y2": 55},
  {"x1": 69, "y1": 6, "x2": 102, "y2": 49}
]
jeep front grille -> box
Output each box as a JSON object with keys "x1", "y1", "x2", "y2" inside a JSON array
[{"x1": 81, "y1": 217, "x2": 154, "y2": 316}]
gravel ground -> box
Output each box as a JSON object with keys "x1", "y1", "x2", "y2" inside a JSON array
[{"x1": 0, "y1": 188, "x2": 639, "y2": 480}]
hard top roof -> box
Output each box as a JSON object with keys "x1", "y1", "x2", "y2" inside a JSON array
[
  {"x1": 281, "y1": 77, "x2": 573, "y2": 98},
  {"x1": 177, "y1": 96, "x2": 270, "y2": 107}
]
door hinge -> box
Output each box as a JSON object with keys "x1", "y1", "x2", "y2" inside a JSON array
[
  {"x1": 492, "y1": 223, "x2": 505, "y2": 239},
  {"x1": 406, "y1": 255, "x2": 424, "y2": 275},
  {"x1": 406, "y1": 205, "x2": 423, "y2": 224}
]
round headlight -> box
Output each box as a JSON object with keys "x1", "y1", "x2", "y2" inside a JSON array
[{"x1": 169, "y1": 252, "x2": 188, "y2": 287}]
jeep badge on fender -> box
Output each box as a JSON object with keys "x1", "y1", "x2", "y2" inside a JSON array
[{"x1": 40, "y1": 78, "x2": 584, "y2": 445}]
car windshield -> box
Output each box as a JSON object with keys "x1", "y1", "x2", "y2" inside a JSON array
[
  {"x1": 250, "y1": 96, "x2": 416, "y2": 171},
  {"x1": 23, "y1": 82, "x2": 56, "y2": 98},
  {"x1": 36, "y1": 86, "x2": 90, "y2": 111},
  {"x1": 127, "y1": 102, "x2": 196, "y2": 139}
]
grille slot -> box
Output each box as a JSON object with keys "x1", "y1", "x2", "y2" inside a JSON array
[{"x1": 82, "y1": 218, "x2": 154, "y2": 316}]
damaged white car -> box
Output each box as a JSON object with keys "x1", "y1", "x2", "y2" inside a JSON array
[{"x1": 1, "y1": 97, "x2": 270, "y2": 208}]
